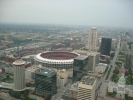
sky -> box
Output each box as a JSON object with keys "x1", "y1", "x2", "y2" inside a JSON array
[{"x1": 0, "y1": 0, "x2": 133, "y2": 28}]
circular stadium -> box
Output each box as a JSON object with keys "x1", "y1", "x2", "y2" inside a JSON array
[{"x1": 34, "y1": 51, "x2": 79, "y2": 69}]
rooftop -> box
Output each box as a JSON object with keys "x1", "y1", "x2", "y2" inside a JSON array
[
  {"x1": 13, "y1": 59, "x2": 25, "y2": 66},
  {"x1": 88, "y1": 51, "x2": 99, "y2": 56},
  {"x1": 22, "y1": 55, "x2": 35, "y2": 59},
  {"x1": 40, "y1": 51, "x2": 79, "y2": 60},
  {"x1": 119, "y1": 74, "x2": 126, "y2": 83},
  {"x1": 35, "y1": 68, "x2": 56, "y2": 77},
  {"x1": 69, "y1": 82, "x2": 78, "y2": 91},
  {"x1": 79, "y1": 76, "x2": 96, "y2": 86},
  {"x1": 96, "y1": 63, "x2": 107, "y2": 68},
  {"x1": 56, "y1": 69, "x2": 72, "y2": 79},
  {"x1": 74, "y1": 55, "x2": 88, "y2": 60},
  {"x1": 73, "y1": 50, "x2": 88, "y2": 55},
  {"x1": 25, "y1": 65, "x2": 42, "y2": 72}
]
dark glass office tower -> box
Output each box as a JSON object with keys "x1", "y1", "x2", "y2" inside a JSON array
[
  {"x1": 73, "y1": 55, "x2": 89, "y2": 83},
  {"x1": 100, "y1": 38, "x2": 112, "y2": 56},
  {"x1": 35, "y1": 68, "x2": 57, "y2": 96}
]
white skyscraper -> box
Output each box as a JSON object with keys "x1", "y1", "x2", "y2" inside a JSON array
[
  {"x1": 88, "y1": 27, "x2": 98, "y2": 51},
  {"x1": 13, "y1": 59, "x2": 25, "y2": 91}
]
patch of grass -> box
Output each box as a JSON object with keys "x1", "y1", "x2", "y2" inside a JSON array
[
  {"x1": 112, "y1": 74, "x2": 119, "y2": 82},
  {"x1": 115, "y1": 61, "x2": 122, "y2": 66},
  {"x1": 1, "y1": 77, "x2": 14, "y2": 82},
  {"x1": 107, "y1": 92, "x2": 116, "y2": 97},
  {"x1": 119, "y1": 52, "x2": 125, "y2": 55},
  {"x1": 126, "y1": 76, "x2": 132, "y2": 85},
  {"x1": 119, "y1": 55, "x2": 125, "y2": 58},
  {"x1": 118, "y1": 58, "x2": 124, "y2": 62},
  {"x1": 26, "y1": 82, "x2": 34, "y2": 87},
  {"x1": 113, "y1": 68, "x2": 119, "y2": 74},
  {"x1": 125, "y1": 94, "x2": 133, "y2": 100}
]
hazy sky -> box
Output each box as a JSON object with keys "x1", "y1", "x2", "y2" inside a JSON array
[{"x1": 0, "y1": 0, "x2": 133, "y2": 28}]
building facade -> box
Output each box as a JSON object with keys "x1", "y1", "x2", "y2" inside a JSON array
[
  {"x1": 56, "y1": 69, "x2": 72, "y2": 87},
  {"x1": 100, "y1": 38, "x2": 112, "y2": 56},
  {"x1": 111, "y1": 39, "x2": 117, "y2": 50},
  {"x1": 88, "y1": 27, "x2": 98, "y2": 51},
  {"x1": 0, "y1": 69, "x2": 2, "y2": 82},
  {"x1": 73, "y1": 55, "x2": 89, "y2": 83},
  {"x1": 88, "y1": 52, "x2": 100, "y2": 72},
  {"x1": 35, "y1": 68, "x2": 57, "y2": 96},
  {"x1": 131, "y1": 44, "x2": 133, "y2": 51},
  {"x1": 13, "y1": 59, "x2": 25, "y2": 91},
  {"x1": 121, "y1": 35, "x2": 127, "y2": 51},
  {"x1": 124, "y1": 52, "x2": 133, "y2": 68},
  {"x1": 77, "y1": 76, "x2": 96, "y2": 100}
]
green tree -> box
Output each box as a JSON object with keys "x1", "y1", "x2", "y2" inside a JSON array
[
  {"x1": 125, "y1": 71, "x2": 129, "y2": 76},
  {"x1": 128, "y1": 67, "x2": 132, "y2": 84},
  {"x1": 24, "y1": 90, "x2": 29, "y2": 97},
  {"x1": 113, "y1": 68, "x2": 119, "y2": 74},
  {"x1": 6, "y1": 75, "x2": 10, "y2": 79},
  {"x1": 110, "y1": 52, "x2": 115, "y2": 59},
  {"x1": 15, "y1": 92, "x2": 21, "y2": 99}
]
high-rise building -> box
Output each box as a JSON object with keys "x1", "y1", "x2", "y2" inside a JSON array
[
  {"x1": 88, "y1": 27, "x2": 98, "y2": 51},
  {"x1": 88, "y1": 52, "x2": 100, "y2": 72},
  {"x1": 121, "y1": 35, "x2": 127, "y2": 51},
  {"x1": 35, "y1": 68, "x2": 57, "y2": 96},
  {"x1": 111, "y1": 39, "x2": 117, "y2": 50},
  {"x1": 13, "y1": 59, "x2": 25, "y2": 91},
  {"x1": 100, "y1": 38, "x2": 112, "y2": 56},
  {"x1": 0, "y1": 69, "x2": 2, "y2": 82},
  {"x1": 73, "y1": 55, "x2": 89, "y2": 83},
  {"x1": 124, "y1": 52, "x2": 133, "y2": 68},
  {"x1": 77, "y1": 76, "x2": 96, "y2": 100},
  {"x1": 131, "y1": 44, "x2": 133, "y2": 51}
]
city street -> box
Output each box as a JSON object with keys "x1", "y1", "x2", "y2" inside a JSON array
[
  {"x1": 96, "y1": 36, "x2": 121, "y2": 100},
  {"x1": 51, "y1": 80, "x2": 72, "y2": 100},
  {"x1": 107, "y1": 37, "x2": 121, "y2": 81}
]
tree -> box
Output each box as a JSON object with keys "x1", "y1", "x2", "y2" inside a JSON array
[
  {"x1": 24, "y1": 90, "x2": 29, "y2": 97},
  {"x1": 113, "y1": 68, "x2": 119, "y2": 74},
  {"x1": 9, "y1": 90, "x2": 21, "y2": 99},
  {"x1": 128, "y1": 67, "x2": 132, "y2": 84},
  {"x1": 6, "y1": 75, "x2": 10, "y2": 79},
  {"x1": 110, "y1": 52, "x2": 115, "y2": 59},
  {"x1": 125, "y1": 71, "x2": 129, "y2": 76},
  {"x1": 15, "y1": 92, "x2": 21, "y2": 99}
]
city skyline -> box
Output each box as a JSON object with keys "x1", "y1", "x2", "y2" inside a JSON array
[{"x1": 0, "y1": 0, "x2": 133, "y2": 28}]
